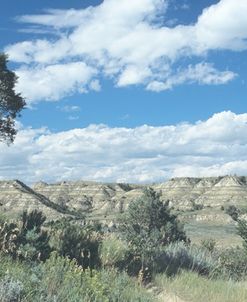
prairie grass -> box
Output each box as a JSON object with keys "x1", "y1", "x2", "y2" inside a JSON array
[{"x1": 155, "y1": 270, "x2": 247, "y2": 302}]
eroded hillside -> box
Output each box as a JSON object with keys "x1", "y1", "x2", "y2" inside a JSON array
[
  {"x1": 1, "y1": 175, "x2": 247, "y2": 218},
  {"x1": 0, "y1": 175, "x2": 246, "y2": 246}
]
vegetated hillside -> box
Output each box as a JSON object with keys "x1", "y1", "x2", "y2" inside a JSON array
[{"x1": 1, "y1": 175, "x2": 247, "y2": 245}]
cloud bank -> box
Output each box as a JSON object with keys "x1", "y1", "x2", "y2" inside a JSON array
[
  {"x1": 1, "y1": 111, "x2": 247, "y2": 184},
  {"x1": 5, "y1": 0, "x2": 247, "y2": 103}
]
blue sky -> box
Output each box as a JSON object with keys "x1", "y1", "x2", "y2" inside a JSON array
[{"x1": 0, "y1": 0, "x2": 247, "y2": 183}]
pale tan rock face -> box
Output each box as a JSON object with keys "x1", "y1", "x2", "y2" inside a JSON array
[
  {"x1": 1, "y1": 175, "x2": 247, "y2": 221},
  {"x1": 0, "y1": 180, "x2": 64, "y2": 220},
  {"x1": 153, "y1": 177, "x2": 201, "y2": 208},
  {"x1": 153, "y1": 176, "x2": 247, "y2": 210},
  {"x1": 33, "y1": 181, "x2": 145, "y2": 216},
  {"x1": 196, "y1": 176, "x2": 247, "y2": 207}
]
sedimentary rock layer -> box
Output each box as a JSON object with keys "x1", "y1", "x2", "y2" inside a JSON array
[{"x1": 1, "y1": 175, "x2": 247, "y2": 220}]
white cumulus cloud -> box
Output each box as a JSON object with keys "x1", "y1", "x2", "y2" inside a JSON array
[
  {"x1": 147, "y1": 63, "x2": 237, "y2": 91},
  {"x1": 1, "y1": 111, "x2": 247, "y2": 183},
  {"x1": 15, "y1": 62, "x2": 96, "y2": 101},
  {"x1": 4, "y1": 0, "x2": 246, "y2": 103}
]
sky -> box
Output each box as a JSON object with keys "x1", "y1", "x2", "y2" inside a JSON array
[{"x1": 0, "y1": 0, "x2": 247, "y2": 184}]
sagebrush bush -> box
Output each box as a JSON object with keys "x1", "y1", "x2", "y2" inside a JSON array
[
  {"x1": 0, "y1": 252, "x2": 154, "y2": 302},
  {"x1": 0, "y1": 253, "x2": 43, "y2": 299},
  {"x1": 0, "y1": 276, "x2": 23, "y2": 302},
  {"x1": 153, "y1": 242, "x2": 218, "y2": 276}
]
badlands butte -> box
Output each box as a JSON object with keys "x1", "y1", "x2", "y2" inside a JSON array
[{"x1": 1, "y1": 175, "x2": 247, "y2": 246}]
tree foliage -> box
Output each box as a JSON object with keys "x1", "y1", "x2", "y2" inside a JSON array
[
  {"x1": 18, "y1": 210, "x2": 50, "y2": 261},
  {"x1": 0, "y1": 53, "x2": 25, "y2": 144},
  {"x1": 120, "y1": 188, "x2": 188, "y2": 265},
  {"x1": 50, "y1": 222, "x2": 101, "y2": 269}
]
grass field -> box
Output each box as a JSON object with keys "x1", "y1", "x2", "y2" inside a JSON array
[
  {"x1": 155, "y1": 271, "x2": 247, "y2": 302},
  {"x1": 177, "y1": 207, "x2": 242, "y2": 247},
  {"x1": 184, "y1": 220, "x2": 242, "y2": 247}
]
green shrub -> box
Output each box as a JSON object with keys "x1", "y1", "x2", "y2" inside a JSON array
[
  {"x1": 225, "y1": 205, "x2": 240, "y2": 221},
  {"x1": 0, "y1": 253, "x2": 43, "y2": 298},
  {"x1": 100, "y1": 235, "x2": 128, "y2": 268},
  {"x1": 0, "y1": 213, "x2": 7, "y2": 224},
  {"x1": 217, "y1": 246, "x2": 247, "y2": 280},
  {"x1": 0, "y1": 252, "x2": 154, "y2": 301},
  {"x1": 99, "y1": 236, "x2": 142, "y2": 277},
  {"x1": 33, "y1": 252, "x2": 154, "y2": 302},
  {"x1": 191, "y1": 201, "x2": 204, "y2": 211}
]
